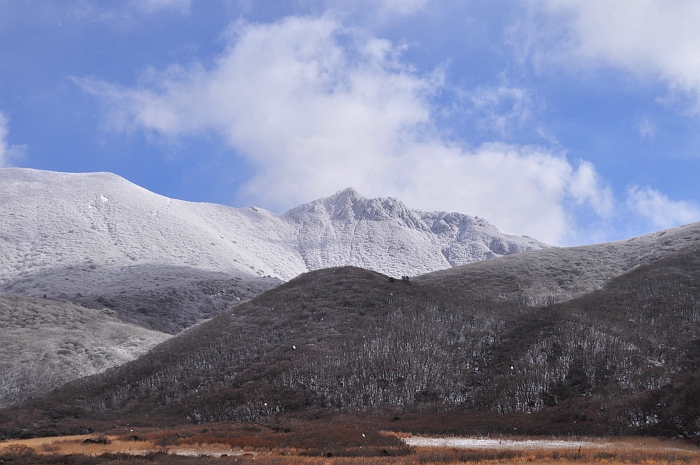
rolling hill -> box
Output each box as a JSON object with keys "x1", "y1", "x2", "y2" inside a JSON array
[{"x1": 418, "y1": 221, "x2": 700, "y2": 306}]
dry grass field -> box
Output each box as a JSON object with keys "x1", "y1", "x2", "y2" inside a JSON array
[{"x1": 1, "y1": 424, "x2": 698, "y2": 465}]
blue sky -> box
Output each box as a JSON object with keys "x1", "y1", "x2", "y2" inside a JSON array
[{"x1": 1, "y1": 0, "x2": 699, "y2": 245}]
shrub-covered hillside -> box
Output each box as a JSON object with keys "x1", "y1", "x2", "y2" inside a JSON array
[{"x1": 2, "y1": 246, "x2": 699, "y2": 439}]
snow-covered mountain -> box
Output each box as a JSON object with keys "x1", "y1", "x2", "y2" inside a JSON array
[{"x1": 0, "y1": 168, "x2": 548, "y2": 284}]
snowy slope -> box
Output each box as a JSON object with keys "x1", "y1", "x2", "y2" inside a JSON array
[
  {"x1": 0, "y1": 168, "x2": 305, "y2": 283},
  {"x1": 0, "y1": 168, "x2": 548, "y2": 286}
]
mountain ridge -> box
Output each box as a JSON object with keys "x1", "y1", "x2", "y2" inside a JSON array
[
  {"x1": 1, "y1": 168, "x2": 699, "y2": 438},
  {"x1": 418, "y1": 220, "x2": 700, "y2": 306},
  {"x1": 0, "y1": 168, "x2": 548, "y2": 285},
  {"x1": 285, "y1": 186, "x2": 548, "y2": 274}
]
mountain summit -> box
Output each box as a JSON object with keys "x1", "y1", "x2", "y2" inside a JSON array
[{"x1": 286, "y1": 187, "x2": 547, "y2": 275}]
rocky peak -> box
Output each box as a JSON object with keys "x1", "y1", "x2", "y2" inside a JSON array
[{"x1": 286, "y1": 188, "x2": 427, "y2": 231}]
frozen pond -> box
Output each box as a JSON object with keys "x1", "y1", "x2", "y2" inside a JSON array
[{"x1": 403, "y1": 437, "x2": 606, "y2": 450}]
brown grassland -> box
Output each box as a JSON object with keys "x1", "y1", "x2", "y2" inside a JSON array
[{"x1": 1, "y1": 422, "x2": 699, "y2": 465}]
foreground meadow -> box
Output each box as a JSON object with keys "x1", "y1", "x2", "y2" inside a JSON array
[{"x1": 1, "y1": 425, "x2": 698, "y2": 465}]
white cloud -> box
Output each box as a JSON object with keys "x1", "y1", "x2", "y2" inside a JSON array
[
  {"x1": 79, "y1": 15, "x2": 613, "y2": 244},
  {"x1": 392, "y1": 143, "x2": 612, "y2": 244},
  {"x1": 568, "y1": 160, "x2": 614, "y2": 217},
  {"x1": 627, "y1": 186, "x2": 700, "y2": 229},
  {"x1": 0, "y1": 113, "x2": 25, "y2": 168},
  {"x1": 526, "y1": 0, "x2": 700, "y2": 112},
  {"x1": 371, "y1": 0, "x2": 430, "y2": 16}
]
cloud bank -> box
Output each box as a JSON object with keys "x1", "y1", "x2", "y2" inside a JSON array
[
  {"x1": 627, "y1": 186, "x2": 700, "y2": 230},
  {"x1": 79, "y1": 15, "x2": 624, "y2": 244},
  {"x1": 526, "y1": 0, "x2": 700, "y2": 112}
]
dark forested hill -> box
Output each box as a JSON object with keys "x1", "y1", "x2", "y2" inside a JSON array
[{"x1": 3, "y1": 244, "x2": 699, "y2": 439}]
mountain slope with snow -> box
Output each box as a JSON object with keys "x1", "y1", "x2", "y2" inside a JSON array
[
  {"x1": 0, "y1": 168, "x2": 304, "y2": 282},
  {"x1": 0, "y1": 168, "x2": 547, "y2": 284}
]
